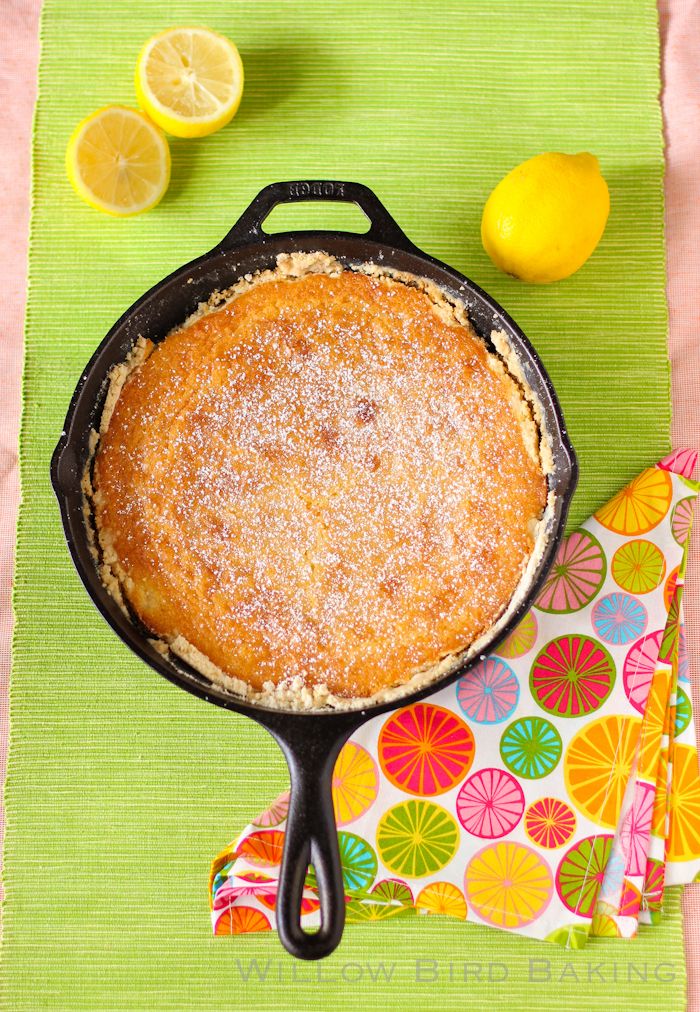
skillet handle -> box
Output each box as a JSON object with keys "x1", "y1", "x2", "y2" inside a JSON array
[
  {"x1": 218, "y1": 180, "x2": 419, "y2": 252},
  {"x1": 262, "y1": 714, "x2": 361, "y2": 960}
]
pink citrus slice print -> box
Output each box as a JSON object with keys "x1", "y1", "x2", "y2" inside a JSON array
[
  {"x1": 378, "y1": 703, "x2": 475, "y2": 796},
  {"x1": 251, "y1": 791, "x2": 289, "y2": 828},
  {"x1": 619, "y1": 880, "x2": 642, "y2": 919},
  {"x1": 623, "y1": 630, "x2": 664, "y2": 714},
  {"x1": 258, "y1": 889, "x2": 320, "y2": 916},
  {"x1": 641, "y1": 858, "x2": 665, "y2": 920},
  {"x1": 465, "y1": 842, "x2": 553, "y2": 929},
  {"x1": 530, "y1": 635, "x2": 615, "y2": 717},
  {"x1": 456, "y1": 658, "x2": 520, "y2": 724},
  {"x1": 619, "y1": 781, "x2": 655, "y2": 876},
  {"x1": 524, "y1": 797, "x2": 576, "y2": 849},
  {"x1": 497, "y1": 610, "x2": 538, "y2": 658},
  {"x1": 671, "y1": 497, "x2": 695, "y2": 546},
  {"x1": 456, "y1": 768, "x2": 525, "y2": 838},
  {"x1": 556, "y1": 834, "x2": 614, "y2": 917},
  {"x1": 535, "y1": 529, "x2": 606, "y2": 613},
  {"x1": 658, "y1": 447, "x2": 698, "y2": 478}
]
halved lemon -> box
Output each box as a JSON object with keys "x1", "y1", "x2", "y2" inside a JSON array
[
  {"x1": 135, "y1": 26, "x2": 244, "y2": 139},
  {"x1": 66, "y1": 105, "x2": 171, "y2": 217}
]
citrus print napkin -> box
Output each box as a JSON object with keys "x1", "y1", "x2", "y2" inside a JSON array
[{"x1": 210, "y1": 452, "x2": 700, "y2": 947}]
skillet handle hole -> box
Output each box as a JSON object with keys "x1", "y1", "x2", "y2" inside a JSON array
[{"x1": 261, "y1": 201, "x2": 371, "y2": 237}]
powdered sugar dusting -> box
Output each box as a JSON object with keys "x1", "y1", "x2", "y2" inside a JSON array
[{"x1": 91, "y1": 257, "x2": 549, "y2": 708}]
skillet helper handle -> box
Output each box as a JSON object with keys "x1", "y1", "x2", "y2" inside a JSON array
[
  {"x1": 267, "y1": 716, "x2": 360, "y2": 960},
  {"x1": 218, "y1": 179, "x2": 419, "y2": 252}
]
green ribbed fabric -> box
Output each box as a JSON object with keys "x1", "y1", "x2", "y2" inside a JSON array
[{"x1": 4, "y1": 1, "x2": 682, "y2": 1008}]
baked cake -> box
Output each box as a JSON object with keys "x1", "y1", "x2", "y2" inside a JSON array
[{"x1": 88, "y1": 253, "x2": 549, "y2": 708}]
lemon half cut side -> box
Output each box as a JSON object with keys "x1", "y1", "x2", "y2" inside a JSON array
[
  {"x1": 135, "y1": 26, "x2": 244, "y2": 139},
  {"x1": 66, "y1": 105, "x2": 171, "y2": 217}
]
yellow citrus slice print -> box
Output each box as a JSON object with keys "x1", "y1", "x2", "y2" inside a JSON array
[
  {"x1": 465, "y1": 842, "x2": 553, "y2": 929},
  {"x1": 667, "y1": 744, "x2": 700, "y2": 861},
  {"x1": 611, "y1": 539, "x2": 666, "y2": 595},
  {"x1": 564, "y1": 714, "x2": 642, "y2": 827},
  {"x1": 594, "y1": 468, "x2": 672, "y2": 536},
  {"x1": 652, "y1": 747, "x2": 669, "y2": 839},
  {"x1": 638, "y1": 668, "x2": 671, "y2": 780},
  {"x1": 332, "y1": 742, "x2": 379, "y2": 826},
  {"x1": 416, "y1": 882, "x2": 467, "y2": 920}
]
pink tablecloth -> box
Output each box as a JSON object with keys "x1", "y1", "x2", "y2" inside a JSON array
[{"x1": 1, "y1": 0, "x2": 700, "y2": 1005}]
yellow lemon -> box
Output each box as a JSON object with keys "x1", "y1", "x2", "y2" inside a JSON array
[
  {"x1": 66, "y1": 105, "x2": 170, "y2": 217},
  {"x1": 135, "y1": 26, "x2": 244, "y2": 139},
  {"x1": 481, "y1": 152, "x2": 610, "y2": 283}
]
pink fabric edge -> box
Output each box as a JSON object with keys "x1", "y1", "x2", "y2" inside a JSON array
[
  {"x1": 658, "y1": 2, "x2": 700, "y2": 1008},
  {"x1": 2, "y1": 0, "x2": 700, "y2": 1003}
]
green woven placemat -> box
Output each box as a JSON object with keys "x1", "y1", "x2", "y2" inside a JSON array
[{"x1": 4, "y1": 1, "x2": 682, "y2": 1009}]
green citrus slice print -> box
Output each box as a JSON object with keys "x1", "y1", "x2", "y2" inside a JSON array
[
  {"x1": 545, "y1": 924, "x2": 589, "y2": 949},
  {"x1": 345, "y1": 899, "x2": 411, "y2": 923},
  {"x1": 556, "y1": 834, "x2": 614, "y2": 917},
  {"x1": 377, "y1": 800, "x2": 459, "y2": 878},
  {"x1": 611, "y1": 539, "x2": 666, "y2": 594},
  {"x1": 498, "y1": 610, "x2": 538, "y2": 659},
  {"x1": 370, "y1": 878, "x2": 414, "y2": 907},
  {"x1": 465, "y1": 842, "x2": 553, "y2": 929},
  {"x1": 590, "y1": 911, "x2": 620, "y2": 937},
  {"x1": 500, "y1": 716, "x2": 563, "y2": 779},
  {"x1": 530, "y1": 635, "x2": 615, "y2": 718},
  {"x1": 345, "y1": 878, "x2": 416, "y2": 922},
  {"x1": 660, "y1": 588, "x2": 682, "y2": 665},
  {"x1": 535, "y1": 529, "x2": 606, "y2": 613}
]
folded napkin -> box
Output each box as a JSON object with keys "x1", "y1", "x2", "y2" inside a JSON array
[{"x1": 210, "y1": 451, "x2": 700, "y2": 947}]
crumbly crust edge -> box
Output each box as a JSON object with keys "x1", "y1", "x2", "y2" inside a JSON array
[{"x1": 86, "y1": 250, "x2": 555, "y2": 712}]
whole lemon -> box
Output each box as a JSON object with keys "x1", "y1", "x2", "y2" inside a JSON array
[{"x1": 481, "y1": 152, "x2": 610, "y2": 283}]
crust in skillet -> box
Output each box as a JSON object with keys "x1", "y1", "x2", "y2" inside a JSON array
[{"x1": 87, "y1": 252, "x2": 552, "y2": 710}]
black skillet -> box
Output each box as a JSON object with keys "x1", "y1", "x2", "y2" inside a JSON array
[{"x1": 51, "y1": 180, "x2": 578, "y2": 961}]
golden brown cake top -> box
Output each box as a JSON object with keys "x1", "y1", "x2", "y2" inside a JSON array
[{"x1": 91, "y1": 261, "x2": 548, "y2": 706}]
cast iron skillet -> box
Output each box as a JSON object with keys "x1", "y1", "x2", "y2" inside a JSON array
[{"x1": 51, "y1": 180, "x2": 578, "y2": 961}]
